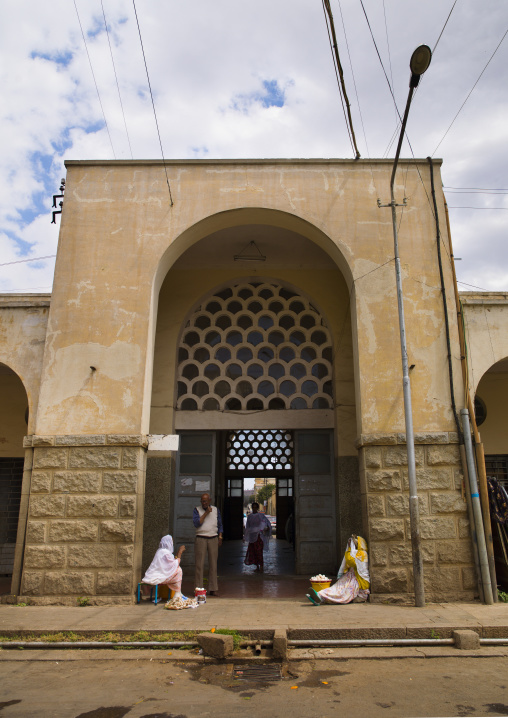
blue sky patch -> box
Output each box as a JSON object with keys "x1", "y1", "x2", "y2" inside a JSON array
[
  {"x1": 231, "y1": 79, "x2": 288, "y2": 114},
  {"x1": 30, "y1": 50, "x2": 73, "y2": 67},
  {"x1": 259, "y1": 80, "x2": 285, "y2": 108},
  {"x1": 191, "y1": 146, "x2": 209, "y2": 157}
]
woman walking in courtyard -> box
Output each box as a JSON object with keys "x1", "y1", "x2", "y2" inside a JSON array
[{"x1": 243, "y1": 502, "x2": 271, "y2": 572}]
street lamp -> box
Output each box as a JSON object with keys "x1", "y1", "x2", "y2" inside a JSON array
[{"x1": 378, "y1": 45, "x2": 432, "y2": 607}]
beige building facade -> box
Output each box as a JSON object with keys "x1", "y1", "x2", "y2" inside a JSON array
[{"x1": 1, "y1": 158, "x2": 507, "y2": 604}]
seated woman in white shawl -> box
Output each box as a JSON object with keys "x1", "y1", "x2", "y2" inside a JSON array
[
  {"x1": 142, "y1": 535, "x2": 185, "y2": 599},
  {"x1": 243, "y1": 502, "x2": 271, "y2": 572}
]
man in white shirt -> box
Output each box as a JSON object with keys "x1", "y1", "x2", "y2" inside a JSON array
[{"x1": 192, "y1": 493, "x2": 223, "y2": 597}]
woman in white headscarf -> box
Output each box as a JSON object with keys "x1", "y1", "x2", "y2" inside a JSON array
[
  {"x1": 142, "y1": 535, "x2": 186, "y2": 599},
  {"x1": 243, "y1": 503, "x2": 271, "y2": 572}
]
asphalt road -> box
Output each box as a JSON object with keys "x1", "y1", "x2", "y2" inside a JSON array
[{"x1": 1, "y1": 654, "x2": 508, "y2": 718}]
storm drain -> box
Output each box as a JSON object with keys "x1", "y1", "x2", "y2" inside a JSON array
[{"x1": 233, "y1": 664, "x2": 282, "y2": 682}]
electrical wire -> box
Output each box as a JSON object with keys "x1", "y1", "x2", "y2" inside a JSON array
[
  {"x1": 383, "y1": 0, "x2": 456, "y2": 159},
  {"x1": 0, "y1": 255, "x2": 56, "y2": 267},
  {"x1": 132, "y1": 0, "x2": 174, "y2": 206},
  {"x1": 444, "y1": 186, "x2": 508, "y2": 192},
  {"x1": 358, "y1": 0, "x2": 400, "y2": 120},
  {"x1": 336, "y1": 0, "x2": 377, "y2": 189},
  {"x1": 432, "y1": 28, "x2": 508, "y2": 157},
  {"x1": 446, "y1": 191, "x2": 508, "y2": 195},
  {"x1": 74, "y1": 0, "x2": 116, "y2": 159},
  {"x1": 382, "y1": 0, "x2": 396, "y2": 125},
  {"x1": 101, "y1": 0, "x2": 133, "y2": 159},
  {"x1": 321, "y1": 0, "x2": 357, "y2": 157},
  {"x1": 457, "y1": 280, "x2": 490, "y2": 291},
  {"x1": 432, "y1": 0, "x2": 458, "y2": 54},
  {"x1": 447, "y1": 206, "x2": 508, "y2": 210}
]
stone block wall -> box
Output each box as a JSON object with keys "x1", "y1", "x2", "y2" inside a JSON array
[
  {"x1": 358, "y1": 432, "x2": 477, "y2": 603},
  {"x1": 19, "y1": 435, "x2": 146, "y2": 605}
]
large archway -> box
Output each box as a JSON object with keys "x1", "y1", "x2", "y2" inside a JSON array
[
  {"x1": 0, "y1": 363, "x2": 29, "y2": 594},
  {"x1": 144, "y1": 215, "x2": 364, "y2": 590},
  {"x1": 475, "y1": 357, "x2": 508, "y2": 590}
]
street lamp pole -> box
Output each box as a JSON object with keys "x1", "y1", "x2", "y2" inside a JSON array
[{"x1": 378, "y1": 45, "x2": 432, "y2": 607}]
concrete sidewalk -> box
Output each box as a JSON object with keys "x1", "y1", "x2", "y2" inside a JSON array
[{"x1": 1, "y1": 599, "x2": 508, "y2": 639}]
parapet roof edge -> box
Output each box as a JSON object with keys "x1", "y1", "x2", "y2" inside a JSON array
[
  {"x1": 0, "y1": 294, "x2": 51, "y2": 308},
  {"x1": 65, "y1": 157, "x2": 442, "y2": 167},
  {"x1": 460, "y1": 291, "x2": 508, "y2": 304}
]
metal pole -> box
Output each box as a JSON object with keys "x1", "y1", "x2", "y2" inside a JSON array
[
  {"x1": 382, "y1": 82, "x2": 425, "y2": 607},
  {"x1": 460, "y1": 409, "x2": 494, "y2": 604}
]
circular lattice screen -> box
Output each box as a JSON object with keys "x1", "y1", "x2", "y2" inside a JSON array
[
  {"x1": 176, "y1": 281, "x2": 333, "y2": 411},
  {"x1": 226, "y1": 430, "x2": 293, "y2": 472}
]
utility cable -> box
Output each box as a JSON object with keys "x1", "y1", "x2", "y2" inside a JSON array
[
  {"x1": 74, "y1": 0, "x2": 116, "y2": 159},
  {"x1": 432, "y1": 0, "x2": 458, "y2": 54},
  {"x1": 428, "y1": 157, "x2": 462, "y2": 439},
  {"x1": 322, "y1": 0, "x2": 361, "y2": 158},
  {"x1": 321, "y1": 1, "x2": 354, "y2": 154},
  {"x1": 0, "y1": 255, "x2": 56, "y2": 267},
  {"x1": 445, "y1": 186, "x2": 508, "y2": 192},
  {"x1": 101, "y1": 0, "x2": 133, "y2": 159},
  {"x1": 382, "y1": 0, "x2": 397, "y2": 125},
  {"x1": 457, "y1": 280, "x2": 490, "y2": 291},
  {"x1": 336, "y1": 0, "x2": 377, "y2": 189},
  {"x1": 132, "y1": 0, "x2": 174, "y2": 206},
  {"x1": 382, "y1": 0, "x2": 456, "y2": 158},
  {"x1": 432, "y1": 28, "x2": 508, "y2": 157}
]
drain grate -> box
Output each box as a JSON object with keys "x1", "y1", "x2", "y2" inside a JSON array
[{"x1": 233, "y1": 664, "x2": 282, "y2": 682}]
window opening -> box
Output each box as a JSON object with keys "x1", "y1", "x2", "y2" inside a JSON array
[
  {"x1": 226, "y1": 429, "x2": 294, "y2": 473},
  {"x1": 177, "y1": 281, "x2": 333, "y2": 411}
]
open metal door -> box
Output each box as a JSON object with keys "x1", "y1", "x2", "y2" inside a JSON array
[
  {"x1": 174, "y1": 432, "x2": 216, "y2": 570},
  {"x1": 294, "y1": 430, "x2": 336, "y2": 575}
]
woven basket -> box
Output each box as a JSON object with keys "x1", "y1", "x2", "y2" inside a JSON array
[{"x1": 310, "y1": 580, "x2": 331, "y2": 592}]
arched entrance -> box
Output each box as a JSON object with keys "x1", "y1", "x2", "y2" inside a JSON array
[
  {"x1": 0, "y1": 363, "x2": 29, "y2": 594},
  {"x1": 475, "y1": 357, "x2": 508, "y2": 591},
  {"x1": 146, "y1": 215, "x2": 364, "y2": 590}
]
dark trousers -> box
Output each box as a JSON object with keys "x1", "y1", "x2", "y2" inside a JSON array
[{"x1": 194, "y1": 535, "x2": 219, "y2": 592}]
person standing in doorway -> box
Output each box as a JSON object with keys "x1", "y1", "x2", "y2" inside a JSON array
[
  {"x1": 193, "y1": 493, "x2": 223, "y2": 597},
  {"x1": 243, "y1": 502, "x2": 271, "y2": 572}
]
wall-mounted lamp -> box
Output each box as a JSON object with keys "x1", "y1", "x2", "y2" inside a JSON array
[{"x1": 233, "y1": 241, "x2": 266, "y2": 262}]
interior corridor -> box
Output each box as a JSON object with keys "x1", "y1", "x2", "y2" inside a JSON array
[{"x1": 182, "y1": 538, "x2": 310, "y2": 599}]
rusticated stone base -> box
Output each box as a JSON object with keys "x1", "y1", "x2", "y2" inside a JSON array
[
  {"x1": 20, "y1": 435, "x2": 146, "y2": 603},
  {"x1": 358, "y1": 432, "x2": 478, "y2": 603}
]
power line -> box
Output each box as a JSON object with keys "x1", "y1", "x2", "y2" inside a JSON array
[
  {"x1": 447, "y1": 206, "x2": 508, "y2": 210},
  {"x1": 444, "y1": 186, "x2": 508, "y2": 192},
  {"x1": 321, "y1": 0, "x2": 359, "y2": 157},
  {"x1": 457, "y1": 280, "x2": 490, "y2": 291},
  {"x1": 101, "y1": 0, "x2": 133, "y2": 159},
  {"x1": 74, "y1": 0, "x2": 116, "y2": 159},
  {"x1": 132, "y1": 0, "x2": 174, "y2": 206},
  {"x1": 336, "y1": 0, "x2": 378, "y2": 189},
  {"x1": 382, "y1": 1, "x2": 457, "y2": 159},
  {"x1": 0, "y1": 287, "x2": 53, "y2": 293},
  {"x1": 382, "y1": 0, "x2": 396, "y2": 125},
  {"x1": 0, "y1": 255, "x2": 56, "y2": 267},
  {"x1": 432, "y1": 27, "x2": 508, "y2": 157},
  {"x1": 432, "y1": 0, "x2": 458, "y2": 54},
  {"x1": 446, "y1": 191, "x2": 508, "y2": 195}
]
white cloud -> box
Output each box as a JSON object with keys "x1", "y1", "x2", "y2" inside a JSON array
[{"x1": 1, "y1": 0, "x2": 507, "y2": 291}]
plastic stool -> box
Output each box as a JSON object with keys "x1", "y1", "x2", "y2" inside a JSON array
[{"x1": 137, "y1": 582, "x2": 159, "y2": 604}]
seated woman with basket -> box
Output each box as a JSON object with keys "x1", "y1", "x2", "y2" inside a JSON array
[{"x1": 142, "y1": 535, "x2": 185, "y2": 600}]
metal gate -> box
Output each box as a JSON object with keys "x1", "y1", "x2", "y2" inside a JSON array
[
  {"x1": 173, "y1": 431, "x2": 216, "y2": 570},
  {"x1": 294, "y1": 430, "x2": 336, "y2": 575}
]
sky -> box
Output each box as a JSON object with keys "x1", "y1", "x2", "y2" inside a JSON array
[{"x1": 1, "y1": 0, "x2": 507, "y2": 294}]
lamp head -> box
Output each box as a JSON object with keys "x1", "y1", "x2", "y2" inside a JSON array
[{"x1": 409, "y1": 45, "x2": 432, "y2": 87}]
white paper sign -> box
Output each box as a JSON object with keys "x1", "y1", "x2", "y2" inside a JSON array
[
  {"x1": 147, "y1": 434, "x2": 180, "y2": 455},
  {"x1": 195, "y1": 480, "x2": 211, "y2": 493}
]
